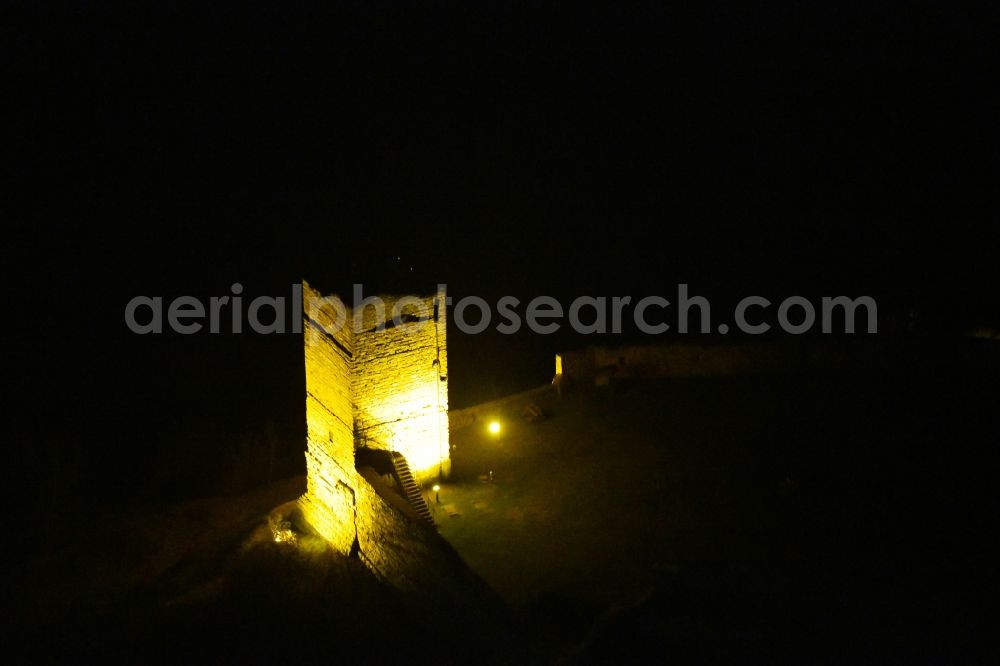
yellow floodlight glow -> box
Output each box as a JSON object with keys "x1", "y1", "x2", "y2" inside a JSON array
[
  {"x1": 432, "y1": 484, "x2": 441, "y2": 492},
  {"x1": 488, "y1": 420, "x2": 501, "y2": 435}
]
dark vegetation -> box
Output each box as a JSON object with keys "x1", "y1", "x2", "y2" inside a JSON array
[
  {"x1": 441, "y1": 351, "x2": 999, "y2": 661},
  {"x1": 10, "y1": 343, "x2": 998, "y2": 663},
  {"x1": 9, "y1": 477, "x2": 516, "y2": 664}
]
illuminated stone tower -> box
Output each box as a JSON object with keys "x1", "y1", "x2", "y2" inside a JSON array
[
  {"x1": 298, "y1": 281, "x2": 450, "y2": 564},
  {"x1": 352, "y1": 291, "x2": 451, "y2": 481}
]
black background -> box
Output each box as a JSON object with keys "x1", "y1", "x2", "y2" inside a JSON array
[{"x1": 7, "y1": 2, "x2": 998, "y2": 503}]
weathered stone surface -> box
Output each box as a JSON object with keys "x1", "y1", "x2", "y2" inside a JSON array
[
  {"x1": 297, "y1": 281, "x2": 451, "y2": 586},
  {"x1": 353, "y1": 291, "x2": 449, "y2": 482}
]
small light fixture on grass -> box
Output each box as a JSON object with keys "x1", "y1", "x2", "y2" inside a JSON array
[
  {"x1": 432, "y1": 483, "x2": 441, "y2": 503},
  {"x1": 487, "y1": 420, "x2": 501, "y2": 482}
]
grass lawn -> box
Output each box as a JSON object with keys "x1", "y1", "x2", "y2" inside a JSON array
[
  {"x1": 437, "y1": 372, "x2": 998, "y2": 660},
  {"x1": 13, "y1": 366, "x2": 995, "y2": 662}
]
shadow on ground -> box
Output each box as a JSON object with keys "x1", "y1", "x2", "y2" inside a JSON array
[
  {"x1": 10, "y1": 356, "x2": 998, "y2": 663},
  {"x1": 438, "y1": 366, "x2": 998, "y2": 662}
]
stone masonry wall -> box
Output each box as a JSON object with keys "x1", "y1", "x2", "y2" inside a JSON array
[
  {"x1": 557, "y1": 340, "x2": 921, "y2": 385},
  {"x1": 352, "y1": 289, "x2": 449, "y2": 483},
  {"x1": 299, "y1": 282, "x2": 357, "y2": 552},
  {"x1": 448, "y1": 385, "x2": 555, "y2": 431},
  {"x1": 297, "y1": 281, "x2": 453, "y2": 586}
]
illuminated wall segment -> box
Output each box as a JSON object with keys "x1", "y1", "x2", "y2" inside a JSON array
[{"x1": 298, "y1": 281, "x2": 450, "y2": 564}]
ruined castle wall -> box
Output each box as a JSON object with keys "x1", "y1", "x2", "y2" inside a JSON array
[
  {"x1": 352, "y1": 474, "x2": 462, "y2": 592},
  {"x1": 298, "y1": 282, "x2": 358, "y2": 551},
  {"x1": 592, "y1": 343, "x2": 774, "y2": 378},
  {"x1": 558, "y1": 343, "x2": 789, "y2": 383},
  {"x1": 352, "y1": 290, "x2": 449, "y2": 482},
  {"x1": 298, "y1": 282, "x2": 454, "y2": 586},
  {"x1": 449, "y1": 384, "x2": 556, "y2": 431},
  {"x1": 559, "y1": 340, "x2": 901, "y2": 384}
]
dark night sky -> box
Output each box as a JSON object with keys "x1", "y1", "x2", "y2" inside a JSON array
[{"x1": 7, "y1": 2, "x2": 998, "y2": 499}]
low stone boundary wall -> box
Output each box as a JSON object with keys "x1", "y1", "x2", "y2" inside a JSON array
[{"x1": 449, "y1": 385, "x2": 556, "y2": 432}]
